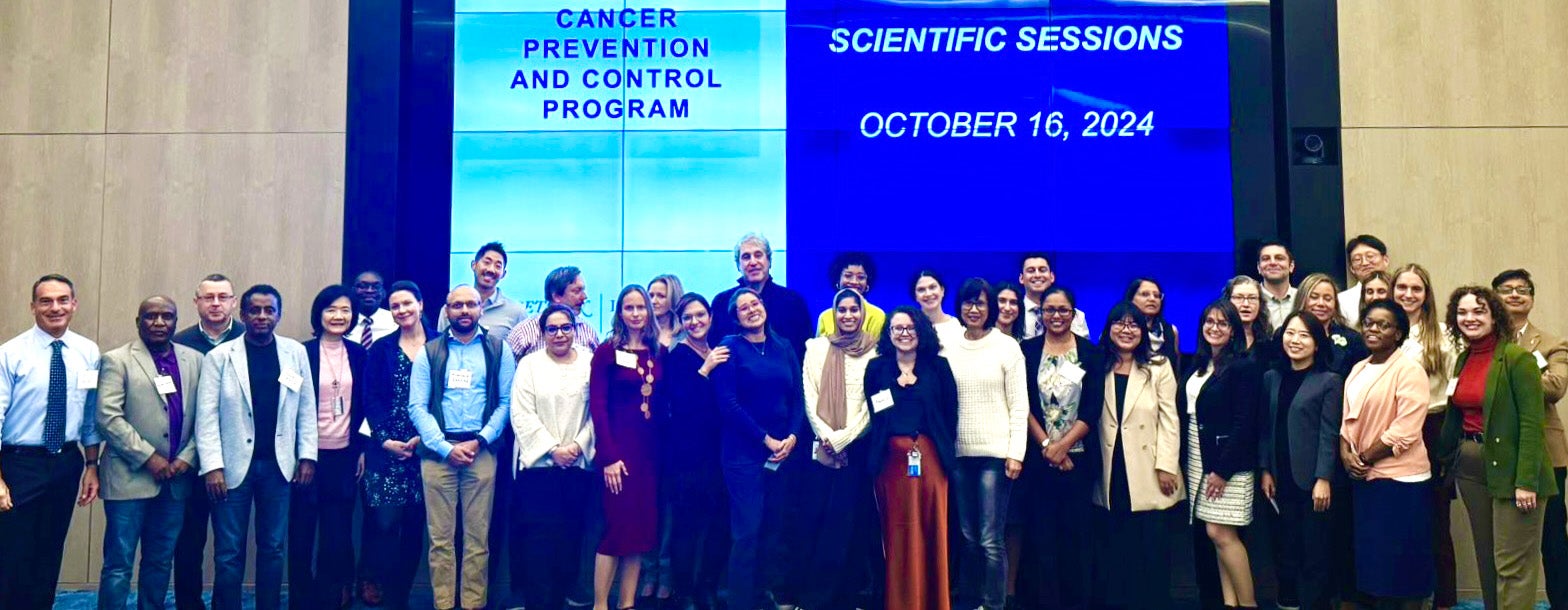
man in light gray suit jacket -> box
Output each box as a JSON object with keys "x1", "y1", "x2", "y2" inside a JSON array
[
  {"x1": 97, "y1": 296, "x2": 203, "y2": 610},
  {"x1": 195, "y1": 285, "x2": 317, "y2": 610}
]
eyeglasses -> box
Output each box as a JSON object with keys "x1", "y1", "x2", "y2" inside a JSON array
[
  {"x1": 1350, "y1": 253, "x2": 1383, "y2": 264},
  {"x1": 890, "y1": 326, "x2": 917, "y2": 336},
  {"x1": 198, "y1": 294, "x2": 234, "y2": 304},
  {"x1": 544, "y1": 325, "x2": 574, "y2": 336},
  {"x1": 1230, "y1": 295, "x2": 1260, "y2": 303},
  {"x1": 1042, "y1": 307, "x2": 1074, "y2": 318},
  {"x1": 1362, "y1": 319, "x2": 1396, "y2": 332},
  {"x1": 1497, "y1": 286, "x2": 1534, "y2": 296},
  {"x1": 354, "y1": 281, "x2": 383, "y2": 290},
  {"x1": 960, "y1": 301, "x2": 986, "y2": 312},
  {"x1": 1112, "y1": 320, "x2": 1141, "y2": 331},
  {"x1": 1202, "y1": 319, "x2": 1230, "y2": 330}
]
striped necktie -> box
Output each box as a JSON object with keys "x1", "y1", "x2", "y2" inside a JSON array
[
  {"x1": 44, "y1": 340, "x2": 66, "y2": 452},
  {"x1": 1032, "y1": 306, "x2": 1045, "y2": 338},
  {"x1": 360, "y1": 317, "x2": 374, "y2": 348}
]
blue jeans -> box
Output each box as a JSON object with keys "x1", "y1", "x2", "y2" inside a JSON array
[
  {"x1": 100, "y1": 480, "x2": 189, "y2": 610},
  {"x1": 953, "y1": 457, "x2": 1012, "y2": 610},
  {"x1": 211, "y1": 460, "x2": 290, "y2": 610}
]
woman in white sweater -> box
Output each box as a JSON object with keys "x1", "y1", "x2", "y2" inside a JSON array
[
  {"x1": 509, "y1": 304, "x2": 596, "y2": 610},
  {"x1": 945, "y1": 278, "x2": 1028, "y2": 610},
  {"x1": 794, "y1": 288, "x2": 879, "y2": 610}
]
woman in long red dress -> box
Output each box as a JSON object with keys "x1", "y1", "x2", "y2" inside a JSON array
[{"x1": 589, "y1": 284, "x2": 662, "y2": 610}]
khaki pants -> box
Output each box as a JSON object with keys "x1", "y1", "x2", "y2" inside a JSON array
[
  {"x1": 1456, "y1": 440, "x2": 1547, "y2": 610},
  {"x1": 422, "y1": 450, "x2": 497, "y2": 610}
]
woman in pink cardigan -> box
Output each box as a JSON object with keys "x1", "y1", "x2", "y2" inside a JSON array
[{"x1": 1340, "y1": 300, "x2": 1433, "y2": 610}]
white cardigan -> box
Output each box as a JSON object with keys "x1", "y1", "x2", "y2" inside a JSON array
[
  {"x1": 802, "y1": 337, "x2": 874, "y2": 451},
  {"x1": 510, "y1": 346, "x2": 595, "y2": 472}
]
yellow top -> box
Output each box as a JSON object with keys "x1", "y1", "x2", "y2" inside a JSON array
[{"x1": 816, "y1": 300, "x2": 887, "y2": 339}]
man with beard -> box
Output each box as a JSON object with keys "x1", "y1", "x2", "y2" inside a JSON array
[{"x1": 411, "y1": 285, "x2": 516, "y2": 610}]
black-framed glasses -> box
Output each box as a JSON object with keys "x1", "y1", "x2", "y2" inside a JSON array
[
  {"x1": 890, "y1": 325, "x2": 917, "y2": 336},
  {"x1": 544, "y1": 325, "x2": 575, "y2": 336}
]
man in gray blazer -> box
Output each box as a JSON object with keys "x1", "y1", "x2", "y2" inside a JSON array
[
  {"x1": 97, "y1": 296, "x2": 203, "y2": 610},
  {"x1": 195, "y1": 284, "x2": 317, "y2": 610}
]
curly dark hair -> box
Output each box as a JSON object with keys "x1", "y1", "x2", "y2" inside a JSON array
[
  {"x1": 878, "y1": 306, "x2": 942, "y2": 362},
  {"x1": 1445, "y1": 286, "x2": 1513, "y2": 346}
]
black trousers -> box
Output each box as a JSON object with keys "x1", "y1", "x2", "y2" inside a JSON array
[
  {"x1": 512, "y1": 467, "x2": 592, "y2": 610},
  {"x1": 0, "y1": 446, "x2": 83, "y2": 610},
  {"x1": 668, "y1": 460, "x2": 729, "y2": 602},
  {"x1": 1018, "y1": 463, "x2": 1093, "y2": 610},
  {"x1": 366, "y1": 500, "x2": 426, "y2": 610},
  {"x1": 1271, "y1": 487, "x2": 1345, "y2": 610},
  {"x1": 174, "y1": 480, "x2": 212, "y2": 610},
  {"x1": 490, "y1": 434, "x2": 518, "y2": 607},
  {"x1": 792, "y1": 455, "x2": 879, "y2": 610},
  {"x1": 1544, "y1": 467, "x2": 1568, "y2": 609},
  {"x1": 288, "y1": 447, "x2": 358, "y2": 610}
]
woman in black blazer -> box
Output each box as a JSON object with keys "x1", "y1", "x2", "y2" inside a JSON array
[
  {"x1": 1016, "y1": 286, "x2": 1104, "y2": 610},
  {"x1": 293, "y1": 285, "x2": 369, "y2": 609},
  {"x1": 361, "y1": 281, "x2": 434, "y2": 609},
  {"x1": 1180, "y1": 300, "x2": 1262, "y2": 610},
  {"x1": 1294, "y1": 273, "x2": 1369, "y2": 378},
  {"x1": 1259, "y1": 311, "x2": 1347, "y2": 610}
]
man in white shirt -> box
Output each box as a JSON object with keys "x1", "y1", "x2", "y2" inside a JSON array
[
  {"x1": 351, "y1": 270, "x2": 398, "y2": 348},
  {"x1": 1018, "y1": 253, "x2": 1088, "y2": 339},
  {"x1": 1338, "y1": 234, "x2": 1389, "y2": 318},
  {"x1": 1256, "y1": 240, "x2": 1298, "y2": 330}
]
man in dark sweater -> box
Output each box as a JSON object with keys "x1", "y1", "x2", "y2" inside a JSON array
[
  {"x1": 169, "y1": 273, "x2": 245, "y2": 610},
  {"x1": 709, "y1": 233, "x2": 812, "y2": 361}
]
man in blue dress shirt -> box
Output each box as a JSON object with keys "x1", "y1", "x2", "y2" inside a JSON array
[
  {"x1": 410, "y1": 285, "x2": 516, "y2": 610},
  {"x1": 0, "y1": 274, "x2": 104, "y2": 609}
]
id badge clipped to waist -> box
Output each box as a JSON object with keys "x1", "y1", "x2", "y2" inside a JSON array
[{"x1": 907, "y1": 446, "x2": 922, "y2": 478}]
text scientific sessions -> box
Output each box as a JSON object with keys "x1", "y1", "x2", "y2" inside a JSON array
[{"x1": 828, "y1": 24, "x2": 1184, "y2": 54}]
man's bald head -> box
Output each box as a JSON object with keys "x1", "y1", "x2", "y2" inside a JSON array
[
  {"x1": 445, "y1": 285, "x2": 482, "y2": 336},
  {"x1": 137, "y1": 295, "x2": 179, "y2": 350}
]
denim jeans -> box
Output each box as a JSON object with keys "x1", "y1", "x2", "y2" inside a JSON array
[
  {"x1": 211, "y1": 460, "x2": 291, "y2": 610},
  {"x1": 100, "y1": 481, "x2": 189, "y2": 610},
  {"x1": 953, "y1": 457, "x2": 1012, "y2": 610}
]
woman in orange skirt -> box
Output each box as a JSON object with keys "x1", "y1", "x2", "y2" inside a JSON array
[{"x1": 863, "y1": 306, "x2": 959, "y2": 610}]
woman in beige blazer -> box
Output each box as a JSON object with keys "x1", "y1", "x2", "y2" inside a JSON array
[{"x1": 1092, "y1": 302, "x2": 1182, "y2": 610}]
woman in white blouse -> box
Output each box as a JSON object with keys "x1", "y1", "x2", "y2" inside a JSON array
[
  {"x1": 794, "y1": 288, "x2": 879, "y2": 610},
  {"x1": 510, "y1": 304, "x2": 596, "y2": 610},
  {"x1": 1391, "y1": 263, "x2": 1458, "y2": 610},
  {"x1": 946, "y1": 277, "x2": 1028, "y2": 610}
]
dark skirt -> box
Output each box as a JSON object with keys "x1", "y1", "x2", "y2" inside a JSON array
[{"x1": 1352, "y1": 478, "x2": 1434, "y2": 599}]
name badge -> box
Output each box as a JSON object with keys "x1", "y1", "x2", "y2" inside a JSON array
[
  {"x1": 615, "y1": 350, "x2": 638, "y2": 369},
  {"x1": 278, "y1": 370, "x2": 303, "y2": 393},
  {"x1": 449, "y1": 369, "x2": 474, "y2": 390},
  {"x1": 1536, "y1": 351, "x2": 1549, "y2": 370},
  {"x1": 870, "y1": 389, "x2": 894, "y2": 412},
  {"x1": 1445, "y1": 378, "x2": 1458, "y2": 398},
  {"x1": 763, "y1": 460, "x2": 781, "y2": 472},
  {"x1": 154, "y1": 374, "x2": 178, "y2": 395},
  {"x1": 907, "y1": 447, "x2": 922, "y2": 477},
  {"x1": 1058, "y1": 361, "x2": 1086, "y2": 384},
  {"x1": 77, "y1": 369, "x2": 99, "y2": 390}
]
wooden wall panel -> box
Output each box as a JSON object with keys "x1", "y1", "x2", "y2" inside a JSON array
[
  {"x1": 0, "y1": 0, "x2": 111, "y2": 133},
  {"x1": 107, "y1": 0, "x2": 349, "y2": 133},
  {"x1": 0, "y1": 135, "x2": 106, "y2": 338},
  {"x1": 1339, "y1": 0, "x2": 1568, "y2": 128},
  {"x1": 97, "y1": 133, "x2": 347, "y2": 348},
  {"x1": 1342, "y1": 128, "x2": 1568, "y2": 336}
]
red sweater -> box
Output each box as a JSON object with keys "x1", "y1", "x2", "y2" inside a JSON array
[{"x1": 1453, "y1": 335, "x2": 1497, "y2": 434}]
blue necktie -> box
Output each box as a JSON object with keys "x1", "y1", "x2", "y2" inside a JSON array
[{"x1": 45, "y1": 340, "x2": 66, "y2": 452}]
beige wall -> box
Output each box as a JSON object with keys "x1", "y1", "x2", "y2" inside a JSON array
[
  {"x1": 0, "y1": 0, "x2": 346, "y2": 587},
  {"x1": 1340, "y1": 0, "x2": 1568, "y2": 597}
]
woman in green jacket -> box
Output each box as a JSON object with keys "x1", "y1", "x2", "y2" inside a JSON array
[{"x1": 1439, "y1": 287, "x2": 1557, "y2": 610}]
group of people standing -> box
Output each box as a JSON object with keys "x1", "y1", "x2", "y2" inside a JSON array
[{"x1": 0, "y1": 231, "x2": 1564, "y2": 610}]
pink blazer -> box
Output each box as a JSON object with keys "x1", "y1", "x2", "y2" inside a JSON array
[{"x1": 1341, "y1": 349, "x2": 1431, "y2": 480}]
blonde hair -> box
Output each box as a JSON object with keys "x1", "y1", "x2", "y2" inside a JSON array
[
  {"x1": 1392, "y1": 263, "x2": 1446, "y2": 376},
  {"x1": 1292, "y1": 273, "x2": 1346, "y2": 328},
  {"x1": 649, "y1": 274, "x2": 685, "y2": 336}
]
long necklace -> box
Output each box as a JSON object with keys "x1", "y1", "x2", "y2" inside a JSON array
[
  {"x1": 636, "y1": 351, "x2": 655, "y2": 419},
  {"x1": 323, "y1": 341, "x2": 346, "y2": 419}
]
